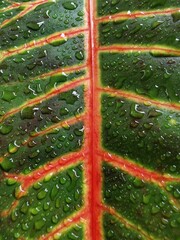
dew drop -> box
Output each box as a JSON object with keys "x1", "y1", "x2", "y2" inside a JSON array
[
  {"x1": 0, "y1": 124, "x2": 13, "y2": 135},
  {"x1": 37, "y1": 189, "x2": 48, "y2": 200},
  {"x1": 21, "y1": 107, "x2": 35, "y2": 120},
  {"x1": 62, "y1": 2, "x2": 78, "y2": 10},
  {"x1": 27, "y1": 21, "x2": 44, "y2": 31},
  {"x1": 75, "y1": 51, "x2": 84, "y2": 60},
  {"x1": 2, "y1": 90, "x2": 16, "y2": 102},
  {"x1": 34, "y1": 219, "x2": 46, "y2": 230}
]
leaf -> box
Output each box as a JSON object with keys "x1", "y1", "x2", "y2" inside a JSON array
[{"x1": 0, "y1": 0, "x2": 179, "y2": 239}]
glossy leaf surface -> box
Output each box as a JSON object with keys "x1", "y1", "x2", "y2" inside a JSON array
[{"x1": 0, "y1": 0, "x2": 179, "y2": 239}]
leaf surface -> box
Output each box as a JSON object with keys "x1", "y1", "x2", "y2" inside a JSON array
[{"x1": 0, "y1": 0, "x2": 179, "y2": 239}]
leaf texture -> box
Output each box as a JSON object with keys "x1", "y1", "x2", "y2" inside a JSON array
[{"x1": 0, "y1": 0, "x2": 179, "y2": 239}]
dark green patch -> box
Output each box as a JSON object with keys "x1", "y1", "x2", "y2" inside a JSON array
[
  {"x1": 0, "y1": 121, "x2": 84, "y2": 173},
  {"x1": 0, "y1": 164, "x2": 84, "y2": 239},
  {"x1": 0, "y1": 0, "x2": 86, "y2": 239},
  {"x1": 172, "y1": 12, "x2": 180, "y2": 23},
  {"x1": 100, "y1": 52, "x2": 180, "y2": 103},
  {"x1": 99, "y1": 15, "x2": 180, "y2": 48},
  {"x1": 0, "y1": 85, "x2": 85, "y2": 164},
  {"x1": 0, "y1": 1, "x2": 11, "y2": 9},
  {"x1": 101, "y1": 94, "x2": 180, "y2": 175},
  {"x1": 103, "y1": 162, "x2": 180, "y2": 240},
  {"x1": 166, "y1": 182, "x2": 180, "y2": 199},
  {"x1": 0, "y1": 7, "x2": 23, "y2": 25},
  {"x1": 57, "y1": 224, "x2": 84, "y2": 239},
  {"x1": 0, "y1": 35, "x2": 85, "y2": 84},
  {"x1": 0, "y1": 0, "x2": 84, "y2": 50},
  {"x1": 98, "y1": 0, "x2": 180, "y2": 16},
  {"x1": 0, "y1": 70, "x2": 85, "y2": 113},
  {"x1": 103, "y1": 213, "x2": 145, "y2": 240},
  {"x1": 0, "y1": 176, "x2": 20, "y2": 213}
]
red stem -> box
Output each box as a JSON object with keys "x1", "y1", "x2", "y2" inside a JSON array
[{"x1": 89, "y1": 0, "x2": 103, "y2": 239}]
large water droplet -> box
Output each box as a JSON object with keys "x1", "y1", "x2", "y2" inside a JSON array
[
  {"x1": 2, "y1": 90, "x2": 16, "y2": 102},
  {"x1": 62, "y1": 2, "x2": 78, "y2": 10},
  {"x1": 27, "y1": 21, "x2": 44, "y2": 31},
  {"x1": 0, "y1": 124, "x2": 13, "y2": 135}
]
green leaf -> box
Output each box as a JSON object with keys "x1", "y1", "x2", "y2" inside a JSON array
[{"x1": 0, "y1": 0, "x2": 179, "y2": 239}]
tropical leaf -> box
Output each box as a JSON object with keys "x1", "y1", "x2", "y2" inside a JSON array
[{"x1": 0, "y1": 0, "x2": 179, "y2": 239}]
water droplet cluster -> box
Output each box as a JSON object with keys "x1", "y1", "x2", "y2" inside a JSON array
[
  {"x1": 55, "y1": 224, "x2": 83, "y2": 240},
  {"x1": 0, "y1": 0, "x2": 86, "y2": 238},
  {"x1": 100, "y1": 52, "x2": 180, "y2": 103},
  {"x1": 103, "y1": 163, "x2": 180, "y2": 239},
  {"x1": 98, "y1": 0, "x2": 180, "y2": 16},
  {"x1": 98, "y1": 0, "x2": 180, "y2": 238},
  {"x1": 0, "y1": 164, "x2": 83, "y2": 239},
  {"x1": 99, "y1": 15, "x2": 179, "y2": 48},
  {"x1": 103, "y1": 213, "x2": 144, "y2": 240},
  {"x1": 101, "y1": 94, "x2": 180, "y2": 175}
]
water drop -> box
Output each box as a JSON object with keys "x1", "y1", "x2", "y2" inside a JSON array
[
  {"x1": 37, "y1": 188, "x2": 48, "y2": 200},
  {"x1": 27, "y1": 21, "x2": 44, "y2": 31},
  {"x1": 75, "y1": 51, "x2": 84, "y2": 60},
  {"x1": 2, "y1": 90, "x2": 16, "y2": 102},
  {"x1": 34, "y1": 219, "x2": 46, "y2": 230},
  {"x1": 21, "y1": 107, "x2": 35, "y2": 120},
  {"x1": 0, "y1": 124, "x2": 13, "y2": 135},
  {"x1": 62, "y1": 2, "x2": 78, "y2": 10}
]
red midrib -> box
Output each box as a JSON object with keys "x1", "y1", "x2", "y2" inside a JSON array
[
  {"x1": 88, "y1": 2, "x2": 180, "y2": 240},
  {"x1": 88, "y1": 0, "x2": 96, "y2": 239},
  {"x1": 89, "y1": 0, "x2": 103, "y2": 239}
]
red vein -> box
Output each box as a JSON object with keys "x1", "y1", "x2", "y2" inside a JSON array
[
  {"x1": 0, "y1": 113, "x2": 85, "y2": 161},
  {"x1": 1, "y1": 27, "x2": 88, "y2": 61},
  {"x1": 89, "y1": 0, "x2": 103, "y2": 239},
  {"x1": 39, "y1": 209, "x2": 87, "y2": 240},
  {"x1": 99, "y1": 86, "x2": 180, "y2": 112},
  {"x1": 32, "y1": 63, "x2": 88, "y2": 81},
  {"x1": 36, "y1": 93, "x2": 92, "y2": 239},
  {"x1": 24, "y1": 114, "x2": 85, "y2": 143},
  {"x1": 162, "y1": 186, "x2": 180, "y2": 209},
  {"x1": 97, "y1": 8, "x2": 180, "y2": 22},
  {"x1": 0, "y1": 157, "x2": 4, "y2": 163},
  {"x1": 0, "y1": 63, "x2": 87, "y2": 88},
  {"x1": 0, "y1": 200, "x2": 19, "y2": 217},
  {"x1": 99, "y1": 45, "x2": 180, "y2": 56},
  {"x1": 87, "y1": 1, "x2": 95, "y2": 240},
  {"x1": 99, "y1": 149, "x2": 180, "y2": 185},
  {"x1": 2, "y1": 117, "x2": 89, "y2": 216},
  {"x1": 82, "y1": 81, "x2": 93, "y2": 239},
  {"x1": 0, "y1": 0, "x2": 52, "y2": 28},
  {"x1": 4, "y1": 150, "x2": 87, "y2": 198},
  {"x1": 0, "y1": 77, "x2": 88, "y2": 123},
  {"x1": 101, "y1": 204, "x2": 154, "y2": 240},
  {"x1": 0, "y1": 2, "x2": 21, "y2": 13}
]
